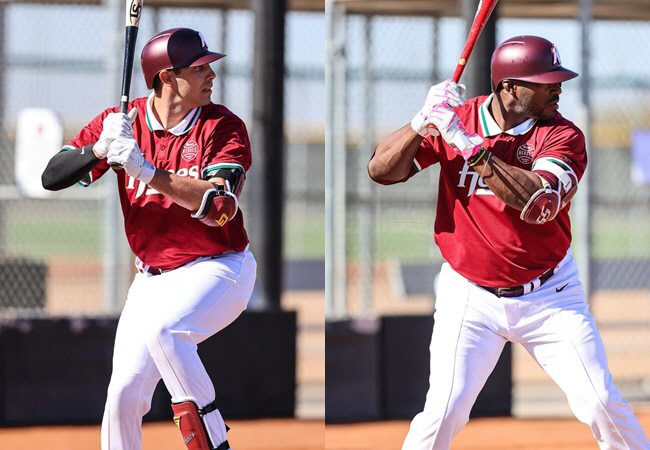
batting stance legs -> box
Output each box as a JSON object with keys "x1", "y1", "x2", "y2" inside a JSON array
[
  {"x1": 402, "y1": 252, "x2": 650, "y2": 450},
  {"x1": 101, "y1": 250, "x2": 256, "y2": 450}
]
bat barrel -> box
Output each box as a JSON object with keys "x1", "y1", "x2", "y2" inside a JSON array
[
  {"x1": 452, "y1": 0, "x2": 499, "y2": 83},
  {"x1": 120, "y1": 25, "x2": 139, "y2": 114}
]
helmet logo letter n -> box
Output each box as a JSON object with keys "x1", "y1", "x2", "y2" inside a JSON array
[
  {"x1": 550, "y1": 44, "x2": 561, "y2": 65},
  {"x1": 198, "y1": 31, "x2": 208, "y2": 49}
]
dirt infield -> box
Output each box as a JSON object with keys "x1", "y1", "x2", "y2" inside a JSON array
[
  {"x1": 325, "y1": 411, "x2": 650, "y2": 449},
  {"x1": 0, "y1": 419, "x2": 324, "y2": 450},
  {"x1": 2, "y1": 412, "x2": 649, "y2": 449}
]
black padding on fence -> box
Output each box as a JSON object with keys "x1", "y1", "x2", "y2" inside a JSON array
[
  {"x1": 0, "y1": 318, "x2": 116, "y2": 425},
  {"x1": 325, "y1": 315, "x2": 512, "y2": 423},
  {"x1": 145, "y1": 309, "x2": 297, "y2": 421},
  {"x1": 470, "y1": 341, "x2": 512, "y2": 418},
  {"x1": 380, "y1": 315, "x2": 433, "y2": 419},
  {"x1": 0, "y1": 311, "x2": 296, "y2": 426},
  {"x1": 325, "y1": 319, "x2": 382, "y2": 423}
]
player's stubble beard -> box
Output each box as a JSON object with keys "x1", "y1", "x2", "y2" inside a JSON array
[{"x1": 517, "y1": 93, "x2": 560, "y2": 122}]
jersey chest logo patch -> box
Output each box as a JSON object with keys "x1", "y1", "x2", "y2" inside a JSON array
[
  {"x1": 458, "y1": 163, "x2": 494, "y2": 197},
  {"x1": 181, "y1": 140, "x2": 199, "y2": 161},
  {"x1": 517, "y1": 144, "x2": 535, "y2": 164}
]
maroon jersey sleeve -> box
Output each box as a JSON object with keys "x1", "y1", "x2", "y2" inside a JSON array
[
  {"x1": 531, "y1": 119, "x2": 587, "y2": 190},
  {"x1": 413, "y1": 135, "x2": 442, "y2": 174},
  {"x1": 62, "y1": 107, "x2": 120, "y2": 185},
  {"x1": 199, "y1": 107, "x2": 251, "y2": 179}
]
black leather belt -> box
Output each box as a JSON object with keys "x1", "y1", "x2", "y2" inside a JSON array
[
  {"x1": 144, "y1": 266, "x2": 176, "y2": 276},
  {"x1": 142, "y1": 253, "x2": 238, "y2": 276},
  {"x1": 477, "y1": 267, "x2": 555, "y2": 298}
]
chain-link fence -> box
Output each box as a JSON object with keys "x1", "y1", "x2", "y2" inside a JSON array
[
  {"x1": 331, "y1": 11, "x2": 650, "y2": 411},
  {"x1": 0, "y1": 3, "x2": 325, "y2": 318}
]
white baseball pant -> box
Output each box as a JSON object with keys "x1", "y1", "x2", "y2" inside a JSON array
[
  {"x1": 101, "y1": 250, "x2": 256, "y2": 450},
  {"x1": 402, "y1": 251, "x2": 650, "y2": 450}
]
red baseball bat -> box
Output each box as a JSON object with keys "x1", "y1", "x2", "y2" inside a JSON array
[{"x1": 452, "y1": 0, "x2": 499, "y2": 83}]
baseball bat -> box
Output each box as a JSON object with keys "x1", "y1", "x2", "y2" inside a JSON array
[
  {"x1": 452, "y1": 0, "x2": 499, "y2": 83},
  {"x1": 110, "y1": 0, "x2": 143, "y2": 167},
  {"x1": 120, "y1": 0, "x2": 143, "y2": 113}
]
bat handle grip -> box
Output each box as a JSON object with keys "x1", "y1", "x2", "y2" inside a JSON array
[{"x1": 108, "y1": 98, "x2": 128, "y2": 168}]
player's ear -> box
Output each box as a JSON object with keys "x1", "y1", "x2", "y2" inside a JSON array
[
  {"x1": 501, "y1": 79, "x2": 517, "y2": 97},
  {"x1": 158, "y1": 69, "x2": 174, "y2": 87}
]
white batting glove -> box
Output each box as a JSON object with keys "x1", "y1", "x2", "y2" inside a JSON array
[
  {"x1": 93, "y1": 108, "x2": 138, "y2": 159},
  {"x1": 426, "y1": 104, "x2": 484, "y2": 160},
  {"x1": 107, "y1": 137, "x2": 155, "y2": 184},
  {"x1": 411, "y1": 79, "x2": 466, "y2": 137}
]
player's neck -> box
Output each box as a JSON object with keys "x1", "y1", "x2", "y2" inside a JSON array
[
  {"x1": 490, "y1": 91, "x2": 528, "y2": 132},
  {"x1": 151, "y1": 93, "x2": 193, "y2": 130}
]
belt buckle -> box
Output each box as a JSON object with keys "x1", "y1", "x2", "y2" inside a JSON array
[
  {"x1": 497, "y1": 285, "x2": 522, "y2": 298},
  {"x1": 146, "y1": 266, "x2": 164, "y2": 276}
]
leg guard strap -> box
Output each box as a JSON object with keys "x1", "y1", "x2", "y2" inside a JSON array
[
  {"x1": 215, "y1": 440, "x2": 230, "y2": 450},
  {"x1": 199, "y1": 400, "x2": 229, "y2": 432},
  {"x1": 172, "y1": 400, "x2": 230, "y2": 450}
]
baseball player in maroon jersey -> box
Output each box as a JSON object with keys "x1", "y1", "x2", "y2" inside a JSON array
[
  {"x1": 369, "y1": 36, "x2": 650, "y2": 449},
  {"x1": 42, "y1": 28, "x2": 255, "y2": 450}
]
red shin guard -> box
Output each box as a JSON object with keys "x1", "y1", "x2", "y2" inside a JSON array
[{"x1": 172, "y1": 400, "x2": 228, "y2": 450}]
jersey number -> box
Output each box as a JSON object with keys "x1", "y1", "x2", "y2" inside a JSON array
[{"x1": 127, "y1": 165, "x2": 199, "y2": 198}]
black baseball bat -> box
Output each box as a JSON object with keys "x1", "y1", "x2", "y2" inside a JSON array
[{"x1": 110, "y1": 0, "x2": 143, "y2": 167}]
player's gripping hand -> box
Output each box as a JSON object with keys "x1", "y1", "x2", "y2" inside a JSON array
[
  {"x1": 426, "y1": 104, "x2": 484, "y2": 160},
  {"x1": 93, "y1": 108, "x2": 138, "y2": 159},
  {"x1": 411, "y1": 79, "x2": 466, "y2": 137},
  {"x1": 107, "y1": 137, "x2": 155, "y2": 184}
]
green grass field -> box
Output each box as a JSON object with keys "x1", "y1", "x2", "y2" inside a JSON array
[
  {"x1": 5, "y1": 207, "x2": 650, "y2": 263},
  {"x1": 6, "y1": 208, "x2": 102, "y2": 260}
]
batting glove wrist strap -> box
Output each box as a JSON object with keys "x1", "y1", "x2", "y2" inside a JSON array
[
  {"x1": 453, "y1": 133, "x2": 485, "y2": 160},
  {"x1": 137, "y1": 160, "x2": 156, "y2": 184},
  {"x1": 106, "y1": 137, "x2": 155, "y2": 184},
  {"x1": 411, "y1": 109, "x2": 431, "y2": 137}
]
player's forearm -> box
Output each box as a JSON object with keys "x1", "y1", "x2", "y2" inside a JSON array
[
  {"x1": 146, "y1": 171, "x2": 217, "y2": 212},
  {"x1": 42, "y1": 145, "x2": 102, "y2": 191},
  {"x1": 368, "y1": 124, "x2": 423, "y2": 182},
  {"x1": 473, "y1": 153, "x2": 543, "y2": 210}
]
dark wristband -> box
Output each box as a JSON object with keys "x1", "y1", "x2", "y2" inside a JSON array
[{"x1": 467, "y1": 146, "x2": 489, "y2": 167}]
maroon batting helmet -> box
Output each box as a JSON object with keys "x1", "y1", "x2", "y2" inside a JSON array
[
  {"x1": 141, "y1": 28, "x2": 225, "y2": 90},
  {"x1": 490, "y1": 36, "x2": 578, "y2": 92}
]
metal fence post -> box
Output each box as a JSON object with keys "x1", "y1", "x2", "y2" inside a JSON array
[
  {"x1": 573, "y1": 0, "x2": 592, "y2": 300},
  {"x1": 325, "y1": 0, "x2": 347, "y2": 318}
]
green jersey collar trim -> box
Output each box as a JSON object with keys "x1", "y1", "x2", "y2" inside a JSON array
[
  {"x1": 145, "y1": 92, "x2": 201, "y2": 136},
  {"x1": 479, "y1": 93, "x2": 537, "y2": 137}
]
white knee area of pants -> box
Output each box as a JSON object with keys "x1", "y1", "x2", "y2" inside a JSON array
[
  {"x1": 105, "y1": 374, "x2": 155, "y2": 419},
  {"x1": 102, "y1": 373, "x2": 157, "y2": 450}
]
